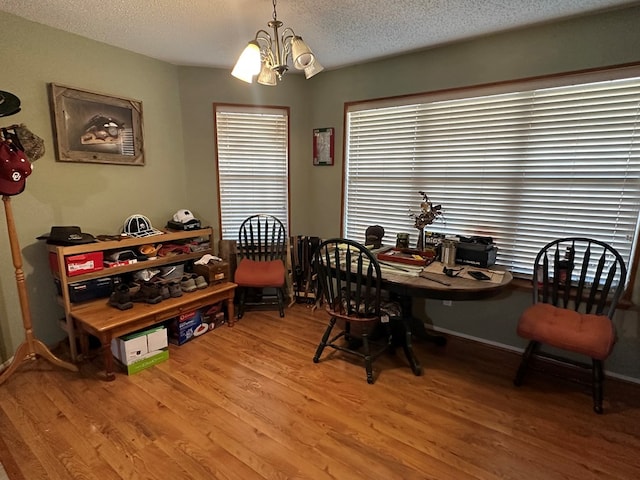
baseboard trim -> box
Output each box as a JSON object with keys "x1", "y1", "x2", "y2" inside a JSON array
[
  {"x1": 0, "y1": 357, "x2": 14, "y2": 374},
  {"x1": 430, "y1": 326, "x2": 640, "y2": 386}
]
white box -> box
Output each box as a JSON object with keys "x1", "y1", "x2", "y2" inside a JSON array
[
  {"x1": 111, "y1": 326, "x2": 168, "y2": 365},
  {"x1": 147, "y1": 326, "x2": 169, "y2": 352},
  {"x1": 111, "y1": 332, "x2": 147, "y2": 365}
]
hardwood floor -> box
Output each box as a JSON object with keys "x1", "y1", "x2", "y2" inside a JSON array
[{"x1": 1, "y1": 303, "x2": 639, "y2": 479}]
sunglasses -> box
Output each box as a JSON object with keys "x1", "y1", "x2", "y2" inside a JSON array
[{"x1": 443, "y1": 266, "x2": 463, "y2": 277}]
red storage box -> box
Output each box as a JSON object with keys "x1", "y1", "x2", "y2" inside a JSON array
[{"x1": 49, "y1": 251, "x2": 104, "y2": 277}]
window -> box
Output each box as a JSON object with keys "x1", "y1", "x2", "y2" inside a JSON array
[
  {"x1": 344, "y1": 66, "x2": 640, "y2": 279},
  {"x1": 215, "y1": 105, "x2": 289, "y2": 240}
]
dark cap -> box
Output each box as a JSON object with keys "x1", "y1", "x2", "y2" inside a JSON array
[
  {"x1": 0, "y1": 91, "x2": 21, "y2": 117},
  {"x1": 365, "y1": 225, "x2": 385, "y2": 248},
  {"x1": 37, "y1": 226, "x2": 97, "y2": 246}
]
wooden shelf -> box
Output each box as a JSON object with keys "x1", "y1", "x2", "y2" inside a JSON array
[
  {"x1": 45, "y1": 227, "x2": 216, "y2": 362},
  {"x1": 73, "y1": 282, "x2": 237, "y2": 381}
]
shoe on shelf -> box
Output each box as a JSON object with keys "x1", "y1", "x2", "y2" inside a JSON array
[
  {"x1": 151, "y1": 280, "x2": 171, "y2": 300},
  {"x1": 108, "y1": 284, "x2": 133, "y2": 310},
  {"x1": 194, "y1": 275, "x2": 208, "y2": 289},
  {"x1": 127, "y1": 281, "x2": 141, "y2": 296},
  {"x1": 131, "y1": 282, "x2": 163, "y2": 304},
  {"x1": 181, "y1": 275, "x2": 197, "y2": 293},
  {"x1": 168, "y1": 280, "x2": 183, "y2": 298}
]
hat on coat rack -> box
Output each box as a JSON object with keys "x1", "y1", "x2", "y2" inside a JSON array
[
  {"x1": 0, "y1": 91, "x2": 21, "y2": 117},
  {"x1": 0, "y1": 139, "x2": 32, "y2": 196}
]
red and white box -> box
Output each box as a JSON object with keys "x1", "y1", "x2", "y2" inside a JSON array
[{"x1": 49, "y1": 251, "x2": 104, "y2": 277}]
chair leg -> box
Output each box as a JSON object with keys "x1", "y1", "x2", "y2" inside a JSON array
[
  {"x1": 514, "y1": 340, "x2": 539, "y2": 386},
  {"x1": 276, "y1": 287, "x2": 285, "y2": 317},
  {"x1": 362, "y1": 332, "x2": 374, "y2": 384},
  {"x1": 593, "y1": 359, "x2": 604, "y2": 414},
  {"x1": 237, "y1": 287, "x2": 247, "y2": 319},
  {"x1": 313, "y1": 317, "x2": 336, "y2": 363}
]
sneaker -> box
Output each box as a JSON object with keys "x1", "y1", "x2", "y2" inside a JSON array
[
  {"x1": 151, "y1": 279, "x2": 171, "y2": 300},
  {"x1": 132, "y1": 282, "x2": 163, "y2": 304},
  {"x1": 181, "y1": 275, "x2": 197, "y2": 293},
  {"x1": 168, "y1": 281, "x2": 183, "y2": 298},
  {"x1": 194, "y1": 275, "x2": 208, "y2": 289},
  {"x1": 108, "y1": 284, "x2": 133, "y2": 310}
]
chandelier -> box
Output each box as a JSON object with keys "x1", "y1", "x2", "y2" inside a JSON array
[{"x1": 231, "y1": 0, "x2": 323, "y2": 85}]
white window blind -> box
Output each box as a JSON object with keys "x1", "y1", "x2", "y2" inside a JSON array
[
  {"x1": 215, "y1": 105, "x2": 289, "y2": 240},
  {"x1": 345, "y1": 68, "x2": 640, "y2": 278}
]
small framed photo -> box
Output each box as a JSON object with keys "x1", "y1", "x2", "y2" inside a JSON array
[
  {"x1": 49, "y1": 84, "x2": 144, "y2": 165},
  {"x1": 313, "y1": 127, "x2": 334, "y2": 166}
]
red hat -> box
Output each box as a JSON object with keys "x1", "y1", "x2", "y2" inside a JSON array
[{"x1": 0, "y1": 140, "x2": 32, "y2": 196}]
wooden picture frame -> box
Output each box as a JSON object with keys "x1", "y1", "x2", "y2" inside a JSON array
[
  {"x1": 49, "y1": 84, "x2": 144, "y2": 165},
  {"x1": 313, "y1": 127, "x2": 334, "y2": 166}
]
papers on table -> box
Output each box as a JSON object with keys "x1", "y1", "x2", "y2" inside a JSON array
[{"x1": 421, "y1": 261, "x2": 506, "y2": 284}]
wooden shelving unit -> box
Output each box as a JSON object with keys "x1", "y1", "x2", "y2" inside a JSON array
[{"x1": 47, "y1": 228, "x2": 214, "y2": 361}]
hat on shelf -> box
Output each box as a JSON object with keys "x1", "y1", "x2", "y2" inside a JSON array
[
  {"x1": 0, "y1": 140, "x2": 32, "y2": 196},
  {"x1": 123, "y1": 214, "x2": 163, "y2": 238},
  {"x1": 0, "y1": 91, "x2": 21, "y2": 117},
  {"x1": 172, "y1": 209, "x2": 198, "y2": 224},
  {"x1": 37, "y1": 226, "x2": 97, "y2": 246}
]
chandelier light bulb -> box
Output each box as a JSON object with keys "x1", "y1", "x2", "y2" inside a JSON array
[
  {"x1": 231, "y1": 0, "x2": 322, "y2": 85},
  {"x1": 231, "y1": 41, "x2": 262, "y2": 83}
]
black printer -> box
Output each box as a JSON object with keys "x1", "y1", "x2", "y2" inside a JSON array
[{"x1": 455, "y1": 236, "x2": 497, "y2": 268}]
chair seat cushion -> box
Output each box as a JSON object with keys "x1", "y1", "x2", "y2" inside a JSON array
[
  {"x1": 235, "y1": 258, "x2": 285, "y2": 288},
  {"x1": 517, "y1": 303, "x2": 615, "y2": 360}
]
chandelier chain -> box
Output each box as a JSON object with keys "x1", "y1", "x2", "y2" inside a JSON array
[{"x1": 272, "y1": 0, "x2": 278, "y2": 22}]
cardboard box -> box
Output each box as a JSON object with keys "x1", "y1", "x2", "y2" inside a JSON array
[
  {"x1": 111, "y1": 331, "x2": 147, "y2": 365},
  {"x1": 167, "y1": 307, "x2": 211, "y2": 345},
  {"x1": 147, "y1": 326, "x2": 169, "y2": 352},
  {"x1": 49, "y1": 251, "x2": 104, "y2": 277},
  {"x1": 201, "y1": 302, "x2": 226, "y2": 330},
  {"x1": 193, "y1": 261, "x2": 230, "y2": 285},
  {"x1": 111, "y1": 326, "x2": 168, "y2": 365},
  {"x1": 117, "y1": 349, "x2": 169, "y2": 375}
]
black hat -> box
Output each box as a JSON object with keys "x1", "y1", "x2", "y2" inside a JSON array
[
  {"x1": 37, "y1": 226, "x2": 97, "y2": 246},
  {"x1": 0, "y1": 91, "x2": 21, "y2": 117}
]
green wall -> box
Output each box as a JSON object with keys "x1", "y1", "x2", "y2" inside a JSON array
[
  {"x1": 1, "y1": 5, "x2": 640, "y2": 382},
  {"x1": 0, "y1": 12, "x2": 189, "y2": 361}
]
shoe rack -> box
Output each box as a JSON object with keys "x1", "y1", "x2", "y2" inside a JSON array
[{"x1": 47, "y1": 227, "x2": 215, "y2": 361}]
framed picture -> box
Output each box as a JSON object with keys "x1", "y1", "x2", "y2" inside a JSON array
[
  {"x1": 49, "y1": 84, "x2": 144, "y2": 165},
  {"x1": 313, "y1": 127, "x2": 334, "y2": 166}
]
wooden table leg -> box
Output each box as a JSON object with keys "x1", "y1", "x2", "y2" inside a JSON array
[
  {"x1": 226, "y1": 295, "x2": 235, "y2": 327},
  {"x1": 102, "y1": 335, "x2": 115, "y2": 381},
  {"x1": 396, "y1": 294, "x2": 447, "y2": 346}
]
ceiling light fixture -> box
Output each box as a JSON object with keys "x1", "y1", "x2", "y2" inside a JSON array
[{"x1": 231, "y1": 0, "x2": 323, "y2": 86}]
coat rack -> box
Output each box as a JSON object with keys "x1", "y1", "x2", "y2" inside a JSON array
[{"x1": 0, "y1": 125, "x2": 78, "y2": 385}]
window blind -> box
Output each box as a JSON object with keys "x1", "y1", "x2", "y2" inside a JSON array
[
  {"x1": 345, "y1": 68, "x2": 640, "y2": 278},
  {"x1": 215, "y1": 105, "x2": 289, "y2": 240}
]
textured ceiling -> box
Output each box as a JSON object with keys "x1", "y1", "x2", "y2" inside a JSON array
[{"x1": 0, "y1": 0, "x2": 637, "y2": 70}]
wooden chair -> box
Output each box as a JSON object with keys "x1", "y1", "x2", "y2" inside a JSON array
[
  {"x1": 514, "y1": 237, "x2": 627, "y2": 413},
  {"x1": 235, "y1": 214, "x2": 287, "y2": 319},
  {"x1": 312, "y1": 238, "x2": 395, "y2": 384}
]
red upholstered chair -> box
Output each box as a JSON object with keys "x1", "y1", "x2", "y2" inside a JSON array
[
  {"x1": 514, "y1": 237, "x2": 627, "y2": 414},
  {"x1": 234, "y1": 214, "x2": 287, "y2": 319}
]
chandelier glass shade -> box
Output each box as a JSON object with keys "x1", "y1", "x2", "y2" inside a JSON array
[{"x1": 231, "y1": 0, "x2": 323, "y2": 85}]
